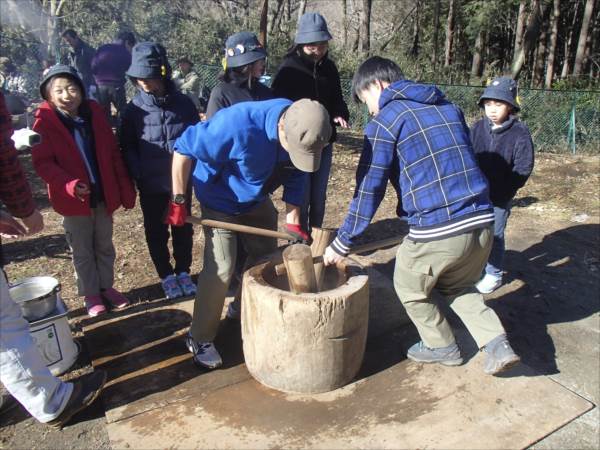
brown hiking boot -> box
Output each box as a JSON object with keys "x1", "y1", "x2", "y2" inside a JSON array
[{"x1": 46, "y1": 370, "x2": 107, "y2": 429}]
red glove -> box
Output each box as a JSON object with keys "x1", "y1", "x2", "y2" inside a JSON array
[
  {"x1": 286, "y1": 223, "x2": 310, "y2": 244},
  {"x1": 164, "y1": 201, "x2": 187, "y2": 226}
]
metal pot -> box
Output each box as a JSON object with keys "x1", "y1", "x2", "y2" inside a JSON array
[{"x1": 9, "y1": 276, "x2": 60, "y2": 321}]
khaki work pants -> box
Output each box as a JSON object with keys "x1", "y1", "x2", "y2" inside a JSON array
[
  {"x1": 62, "y1": 204, "x2": 115, "y2": 297},
  {"x1": 190, "y1": 199, "x2": 278, "y2": 342},
  {"x1": 393, "y1": 226, "x2": 505, "y2": 349}
]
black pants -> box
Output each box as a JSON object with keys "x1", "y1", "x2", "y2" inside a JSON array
[
  {"x1": 139, "y1": 191, "x2": 193, "y2": 279},
  {"x1": 96, "y1": 84, "x2": 127, "y2": 126}
]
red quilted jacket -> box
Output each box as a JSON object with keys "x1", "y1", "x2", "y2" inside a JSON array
[{"x1": 32, "y1": 100, "x2": 136, "y2": 216}]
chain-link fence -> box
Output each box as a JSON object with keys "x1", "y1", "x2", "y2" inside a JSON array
[{"x1": 195, "y1": 64, "x2": 599, "y2": 154}]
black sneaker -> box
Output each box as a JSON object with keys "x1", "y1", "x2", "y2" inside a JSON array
[{"x1": 46, "y1": 370, "x2": 107, "y2": 429}]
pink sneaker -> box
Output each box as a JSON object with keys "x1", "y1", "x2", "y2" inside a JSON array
[
  {"x1": 85, "y1": 295, "x2": 107, "y2": 317},
  {"x1": 101, "y1": 288, "x2": 130, "y2": 310}
]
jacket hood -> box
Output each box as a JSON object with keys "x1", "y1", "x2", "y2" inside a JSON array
[{"x1": 379, "y1": 79, "x2": 446, "y2": 109}]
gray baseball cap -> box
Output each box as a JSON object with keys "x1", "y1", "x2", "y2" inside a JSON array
[{"x1": 281, "y1": 99, "x2": 331, "y2": 173}]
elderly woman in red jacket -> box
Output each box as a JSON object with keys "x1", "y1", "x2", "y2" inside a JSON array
[{"x1": 32, "y1": 65, "x2": 136, "y2": 317}]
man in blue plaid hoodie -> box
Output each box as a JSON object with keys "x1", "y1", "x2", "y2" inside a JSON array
[{"x1": 323, "y1": 57, "x2": 520, "y2": 375}]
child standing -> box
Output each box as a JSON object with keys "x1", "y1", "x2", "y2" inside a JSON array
[
  {"x1": 272, "y1": 12, "x2": 350, "y2": 233},
  {"x1": 206, "y1": 31, "x2": 272, "y2": 119},
  {"x1": 471, "y1": 76, "x2": 534, "y2": 294},
  {"x1": 120, "y1": 43, "x2": 199, "y2": 300},
  {"x1": 32, "y1": 65, "x2": 136, "y2": 317}
]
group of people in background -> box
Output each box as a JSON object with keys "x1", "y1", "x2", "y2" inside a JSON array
[{"x1": 1, "y1": 10, "x2": 533, "y2": 429}]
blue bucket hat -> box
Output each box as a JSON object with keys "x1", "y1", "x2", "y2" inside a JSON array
[
  {"x1": 39, "y1": 64, "x2": 85, "y2": 100},
  {"x1": 295, "y1": 12, "x2": 332, "y2": 44},
  {"x1": 224, "y1": 32, "x2": 267, "y2": 69},
  {"x1": 126, "y1": 42, "x2": 171, "y2": 79},
  {"x1": 478, "y1": 76, "x2": 520, "y2": 111}
]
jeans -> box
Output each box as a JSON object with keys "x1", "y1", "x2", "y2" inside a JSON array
[
  {"x1": 300, "y1": 144, "x2": 333, "y2": 231},
  {"x1": 485, "y1": 205, "x2": 511, "y2": 278},
  {"x1": 0, "y1": 272, "x2": 72, "y2": 423},
  {"x1": 139, "y1": 192, "x2": 194, "y2": 279}
]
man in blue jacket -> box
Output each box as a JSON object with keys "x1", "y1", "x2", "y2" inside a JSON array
[
  {"x1": 168, "y1": 98, "x2": 331, "y2": 369},
  {"x1": 323, "y1": 57, "x2": 520, "y2": 376}
]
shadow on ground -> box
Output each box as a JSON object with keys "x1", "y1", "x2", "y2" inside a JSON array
[{"x1": 365, "y1": 223, "x2": 600, "y2": 380}]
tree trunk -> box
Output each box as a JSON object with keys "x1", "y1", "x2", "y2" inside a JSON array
[
  {"x1": 259, "y1": 0, "x2": 269, "y2": 50},
  {"x1": 533, "y1": 5, "x2": 550, "y2": 87},
  {"x1": 431, "y1": 0, "x2": 441, "y2": 69},
  {"x1": 561, "y1": 0, "x2": 580, "y2": 78},
  {"x1": 409, "y1": 0, "x2": 421, "y2": 58},
  {"x1": 513, "y1": 0, "x2": 528, "y2": 61},
  {"x1": 512, "y1": 0, "x2": 547, "y2": 80},
  {"x1": 268, "y1": 0, "x2": 284, "y2": 35},
  {"x1": 572, "y1": 0, "x2": 595, "y2": 76},
  {"x1": 545, "y1": 0, "x2": 561, "y2": 88},
  {"x1": 444, "y1": 0, "x2": 456, "y2": 67},
  {"x1": 297, "y1": 0, "x2": 307, "y2": 23},
  {"x1": 470, "y1": 30, "x2": 484, "y2": 79},
  {"x1": 359, "y1": 0, "x2": 372, "y2": 56},
  {"x1": 342, "y1": 0, "x2": 348, "y2": 49}
]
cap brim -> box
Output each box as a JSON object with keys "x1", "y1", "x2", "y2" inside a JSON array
[{"x1": 288, "y1": 146, "x2": 322, "y2": 173}]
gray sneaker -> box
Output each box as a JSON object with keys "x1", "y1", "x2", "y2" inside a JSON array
[
  {"x1": 483, "y1": 334, "x2": 520, "y2": 375},
  {"x1": 407, "y1": 341, "x2": 463, "y2": 366},
  {"x1": 185, "y1": 332, "x2": 222, "y2": 369}
]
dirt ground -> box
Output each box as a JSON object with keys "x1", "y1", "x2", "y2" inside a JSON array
[{"x1": 1, "y1": 130, "x2": 598, "y2": 449}]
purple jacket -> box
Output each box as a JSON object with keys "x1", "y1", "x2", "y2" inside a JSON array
[{"x1": 91, "y1": 43, "x2": 131, "y2": 86}]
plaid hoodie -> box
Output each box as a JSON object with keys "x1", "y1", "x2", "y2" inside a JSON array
[{"x1": 332, "y1": 79, "x2": 493, "y2": 255}]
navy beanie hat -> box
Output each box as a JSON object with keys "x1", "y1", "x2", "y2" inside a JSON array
[
  {"x1": 126, "y1": 42, "x2": 171, "y2": 79},
  {"x1": 478, "y1": 76, "x2": 520, "y2": 111},
  {"x1": 39, "y1": 64, "x2": 85, "y2": 100},
  {"x1": 295, "y1": 12, "x2": 332, "y2": 44},
  {"x1": 224, "y1": 32, "x2": 267, "y2": 69}
]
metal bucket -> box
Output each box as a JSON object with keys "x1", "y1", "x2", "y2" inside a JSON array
[{"x1": 9, "y1": 276, "x2": 60, "y2": 321}]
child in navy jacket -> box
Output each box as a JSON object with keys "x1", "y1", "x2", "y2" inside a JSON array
[
  {"x1": 120, "y1": 43, "x2": 199, "y2": 300},
  {"x1": 471, "y1": 76, "x2": 534, "y2": 294}
]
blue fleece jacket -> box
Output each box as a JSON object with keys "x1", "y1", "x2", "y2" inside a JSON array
[
  {"x1": 174, "y1": 98, "x2": 306, "y2": 215},
  {"x1": 332, "y1": 79, "x2": 493, "y2": 255},
  {"x1": 470, "y1": 115, "x2": 534, "y2": 207},
  {"x1": 120, "y1": 82, "x2": 199, "y2": 194}
]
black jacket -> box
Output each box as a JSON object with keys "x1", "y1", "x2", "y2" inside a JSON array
[
  {"x1": 471, "y1": 115, "x2": 534, "y2": 207},
  {"x1": 272, "y1": 51, "x2": 349, "y2": 142},
  {"x1": 206, "y1": 73, "x2": 273, "y2": 119}
]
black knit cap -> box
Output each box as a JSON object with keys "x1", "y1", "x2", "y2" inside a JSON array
[{"x1": 39, "y1": 64, "x2": 86, "y2": 100}]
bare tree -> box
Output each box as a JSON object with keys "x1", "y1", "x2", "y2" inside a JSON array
[
  {"x1": 512, "y1": 0, "x2": 549, "y2": 80},
  {"x1": 359, "y1": 0, "x2": 372, "y2": 56},
  {"x1": 513, "y1": 0, "x2": 527, "y2": 60},
  {"x1": 544, "y1": 0, "x2": 560, "y2": 88},
  {"x1": 296, "y1": 0, "x2": 306, "y2": 23},
  {"x1": 431, "y1": 0, "x2": 441, "y2": 69},
  {"x1": 259, "y1": 0, "x2": 268, "y2": 50},
  {"x1": 444, "y1": 0, "x2": 456, "y2": 67},
  {"x1": 470, "y1": 30, "x2": 484, "y2": 79},
  {"x1": 268, "y1": 0, "x2": 284, "y2": 35},
  {"x1": 572, "y1": 0, "x2": 596, "y2": 76},
  {"x1": 561, "y1": 0, "x2": 580, "y2": 78},
  {"x1": 409, "y1": 0, "x2": 421, "y2": 58},
  {"x1": 342, "y1": 0, "x2": 348, "y2": 49},
  {"x1": 532, "y1": 5, "x2": 550, "y2": 87}
]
